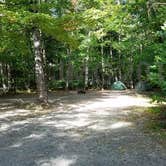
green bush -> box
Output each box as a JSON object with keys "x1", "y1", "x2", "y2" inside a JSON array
[
  {"x1": 48, "y1": 80, "x2": 66, "y2": 90},
  {"x1": 68, "y1": 80, "x2": 84, "y2": 90}
]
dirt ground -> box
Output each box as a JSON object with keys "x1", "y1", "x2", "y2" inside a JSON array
[{"x1": 0, "y1": 90, "x2": 166, "y2": 166}]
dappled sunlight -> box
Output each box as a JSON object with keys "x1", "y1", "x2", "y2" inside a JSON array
[
  {"x1": 37, "y1": 156, "x2": 77, "y2": 166},
  {"x1": 0, "y1": 109, "x2": 30, "y2": 119},
  {"x1": 74, "y1": 95, "x2": 154, "y2": 113},
  {"x1": 9, "y1": 142, "x2": 23, "y2": 148},
  {"x1": 0, "y1": 105, "x2": 16, "y2": 111},
  {"x1": 24, "y1": 133, "x2": 45, "y2": 140},
  {"x1": 88, "y1": 121, "x2": 133, "y2": 131},
  {"x1": 62, "y1": 118, "x2": 88, "y2": 128},
  {"x1": 38, "y1": 109, "x2": 133, "y2": 133},
  {"x1": 0, "y1": 91, "x2": 165, "y2": 166},
  {"x1": 116, "y1": 95, "x2": 154, "y2": 107},
  {"x1": 12, "y1": 120, "x2": 29, "y2": 126},
  {"x1": 0, "y1": 123, "x2": 10, "y2": 132},
  {"x1": 33, "y1": 93, "x2": 154, "y2": 134},
  {"x1": 0, "y1": 91, "x2": 155, "y2": 136},
  {"x1": 110, "y1": 121, "x2": 133, "y2": 129},
  {"x1": 0, "y1": 110, "x2": 31, "y2": 133}
]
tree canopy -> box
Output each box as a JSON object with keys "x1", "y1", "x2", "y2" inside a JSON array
[{"x1": 0, "y1": 0, "x2": 166, "y2": 103}]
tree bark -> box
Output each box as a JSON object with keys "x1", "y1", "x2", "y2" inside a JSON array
[
  {"x1": 101, "y1": 38, "x2": 105, "y2": 90},
  {"x1": 7, "y1": 64, "x2": 11, "y2": 91},
  {"x1": 0, "y1": 63, "x2": 6, "y2": 92},
  {"x1": 66, "y1": 48, "x2": 73, "y2": 90},
  {"x1": 32, "y1": 29, "x2": 48, "y2": 104},
  {"x1": 118, "y1": 34, "x2": 122, "y2": 81},
  {"x1": 84, "y1": 52, "x2": 89, "y2": 89},
  {"x1": 109, "y1": 45, "x2": 113, "y2": 84},
  {"x1": 59, "y1": 59, "x2": 64, "y2": 80}
]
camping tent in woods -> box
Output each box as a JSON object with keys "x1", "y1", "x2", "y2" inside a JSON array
[{"x1": 111, "y1": 81, "x2": 127, "y2": 90}]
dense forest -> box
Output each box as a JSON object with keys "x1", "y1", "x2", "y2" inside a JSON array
[{"x1": 0, "y1": 0, "x2": 166, "y2": 104}]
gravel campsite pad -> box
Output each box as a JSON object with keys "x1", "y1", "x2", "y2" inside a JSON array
[{"x1": 0, "y1": 90, "x2": 166, "y2": 166}]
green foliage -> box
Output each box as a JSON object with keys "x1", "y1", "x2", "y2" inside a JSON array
[
  {"x1": 1, "y1": 0, "x2": 166, "y2": 96},
  {"x1": 48, "y1": 79, "x2": 85, "y2": 90},
  {"x1": 68, "y1": 80, "x2": 84, "y2": 90},
  {"x1": 147, "y1": 106, "x2": 166, "y2": 130},
  {"x1": 152, "y1": 95, "x2": 166, "y2": 103},
  {"x1": 48, "y1": 80, "x2": 66, "y2": 90}
]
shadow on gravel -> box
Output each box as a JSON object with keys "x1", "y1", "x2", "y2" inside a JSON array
[{"x1": 0, "y1": 91, "x2": 166, "y2": 166}]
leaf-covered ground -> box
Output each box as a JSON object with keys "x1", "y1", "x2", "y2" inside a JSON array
[{"x1": 0, "y1": 90, "x2": 166, "y2": 166}]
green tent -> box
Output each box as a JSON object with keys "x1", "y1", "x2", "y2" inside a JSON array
[{"x1": 111, "y1": 81, "x2": 127, "y2": 90}]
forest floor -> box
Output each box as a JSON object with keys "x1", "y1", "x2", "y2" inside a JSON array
[{"x1": 0, "y1": 90, "x2": 166, "y2": 166}]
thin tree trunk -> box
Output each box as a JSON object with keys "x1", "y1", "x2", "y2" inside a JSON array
[
  {"x1": 101, "y1": 39, "x2": 105, "y2": 90},
  {"x1": 84, "y1": 52, "x2": 89, "y2": 89},
  {"x1": 109, "y1": 45, "x2": 113, "y2": 85},
  {"x1": 146, "y1": 0, "x2": 153, "y2": 20},
  {"x1": 0, "y1": 63, "x2": 5, "y2": 92},
  {"x1": 129, "y1": 54, "x2": 134, "y2": 89},
  {"x1": 137, "y1": 44, "x2": 143, "y2": 81},
  {"x1": 118, "y1": 34, "x2": 122, "y2": 80},
  {"x1": 66, "y1": 48, "x2": 72, "y2": 90},
  {"x1": 59, "y1": 59, "x2": 64, "y2": 80},
  {"x1": 33, "y1": 29, "x2": 48, "y2": 104},
  {"x1": 7, "y1": 64, "x2": 11, "y2": 91},
  {"x1": 84, "y1": 32, "x2": 91, "y2": 89}
]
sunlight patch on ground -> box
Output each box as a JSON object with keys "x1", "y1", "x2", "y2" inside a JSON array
[
  {"x1": 0, "y1": 105, "x2": 15, "y2": 111},
  {"x1": 9, "y1": 142, "x2": 23, "y2": 148},
  {"x1": 0, "y1": 109, "x2": 29, "y2": 119},
  {"x1": 0, "y1": 120, "x2": 29, "y2": 132},
  {"x1": 74, "y1": 95, "x2": 154, "y2": 113},
  {"x1": 116, "y1": 96, "x2": 154, "y2": 107},
  {"x1": 37, "y1": 156, "x2": 77, "y2": 166},
  {"x1": 12, "y1": 120, "x2": 29, "y2": 126},
  {"x1": 24, "y1": 133, "x2": 45, "y2": 140},
  {"x1": 0, "y1": 92, "x2": 155, "y2": 139},
  {"x1": 0, "y1": 123, "x2": 10, "y2": 132},
  {"x1": 38, "y1": 95, "x2": 151, "y2": 133},
  {"x1": 88, "y1": 121, "x2": 133, "y2": 131},
  {"x1": 110, "y1": 121, "x2": 133, "y2": 129},
  {"x1": 64, "y1": 118, "x2": 88, "y2": 127},
  {"x1": 43, "y1": 118, "x2": 93, "y2": 130}
]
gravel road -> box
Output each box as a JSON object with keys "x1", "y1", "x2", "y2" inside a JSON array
[{"x1": 0, "y1": 91, "x2": 166, "y2": 166}]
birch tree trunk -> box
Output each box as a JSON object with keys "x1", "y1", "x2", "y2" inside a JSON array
[
  {"x1": 109, "y1": 45, "x2": 113, "y2": 85},
  {"x1": 118, "y1": 34, "x2": 122, "y2": 80},
  {"x1": 33, "y1": 29, "x2": 48, "y2": 104},
  {"x1": 101, "y1": 38, "x2": 105, "y2": 90},
  {"x1": 84, "y1": 52, "x2": 89, "y2": 89},
  {"x1": 7, "y1": 64, "x2": 11, "y2": 90},
  {"x1": 0, "y1": 63, "x2": 6, "y2": 92}
]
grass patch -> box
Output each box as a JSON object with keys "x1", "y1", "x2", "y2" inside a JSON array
[
  {"x1": 146, "y1": 106, "x2": 166, "y2": 130},
  {"x1": 143, "y1": 106, "x2": 166, "y2": 146}
]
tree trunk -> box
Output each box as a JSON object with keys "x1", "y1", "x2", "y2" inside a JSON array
[
  {"x1": 0, "y1": 63, "x2": 6, "y2": 92},
  {"x1": 129, "y1": 55, "x2": 134, "y2": 89},
  {"x1": 32, "y1": 29, "x2": 48, "y2": 104},
  {"x1": 118, "y1": 34, "x2": 122, "y2": 81},
  {"x1": 66, "y1": 48, "x2": 73, "y2": 90},
  {"x1": 137, "y1": 44, "x2": 143, "y2": 81},
  {"x1": 84, "y1": 53, "x2": 89, "y2": 89},
  {"x1": 59, "y1": 59, "x2": 64, "y2": 80},
  {"x1": 101, "y1": 39, "x2": 105, "y2": 90},
  {"x1": 7, "y1": 64, "x2": 11, "y2": 91}
]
